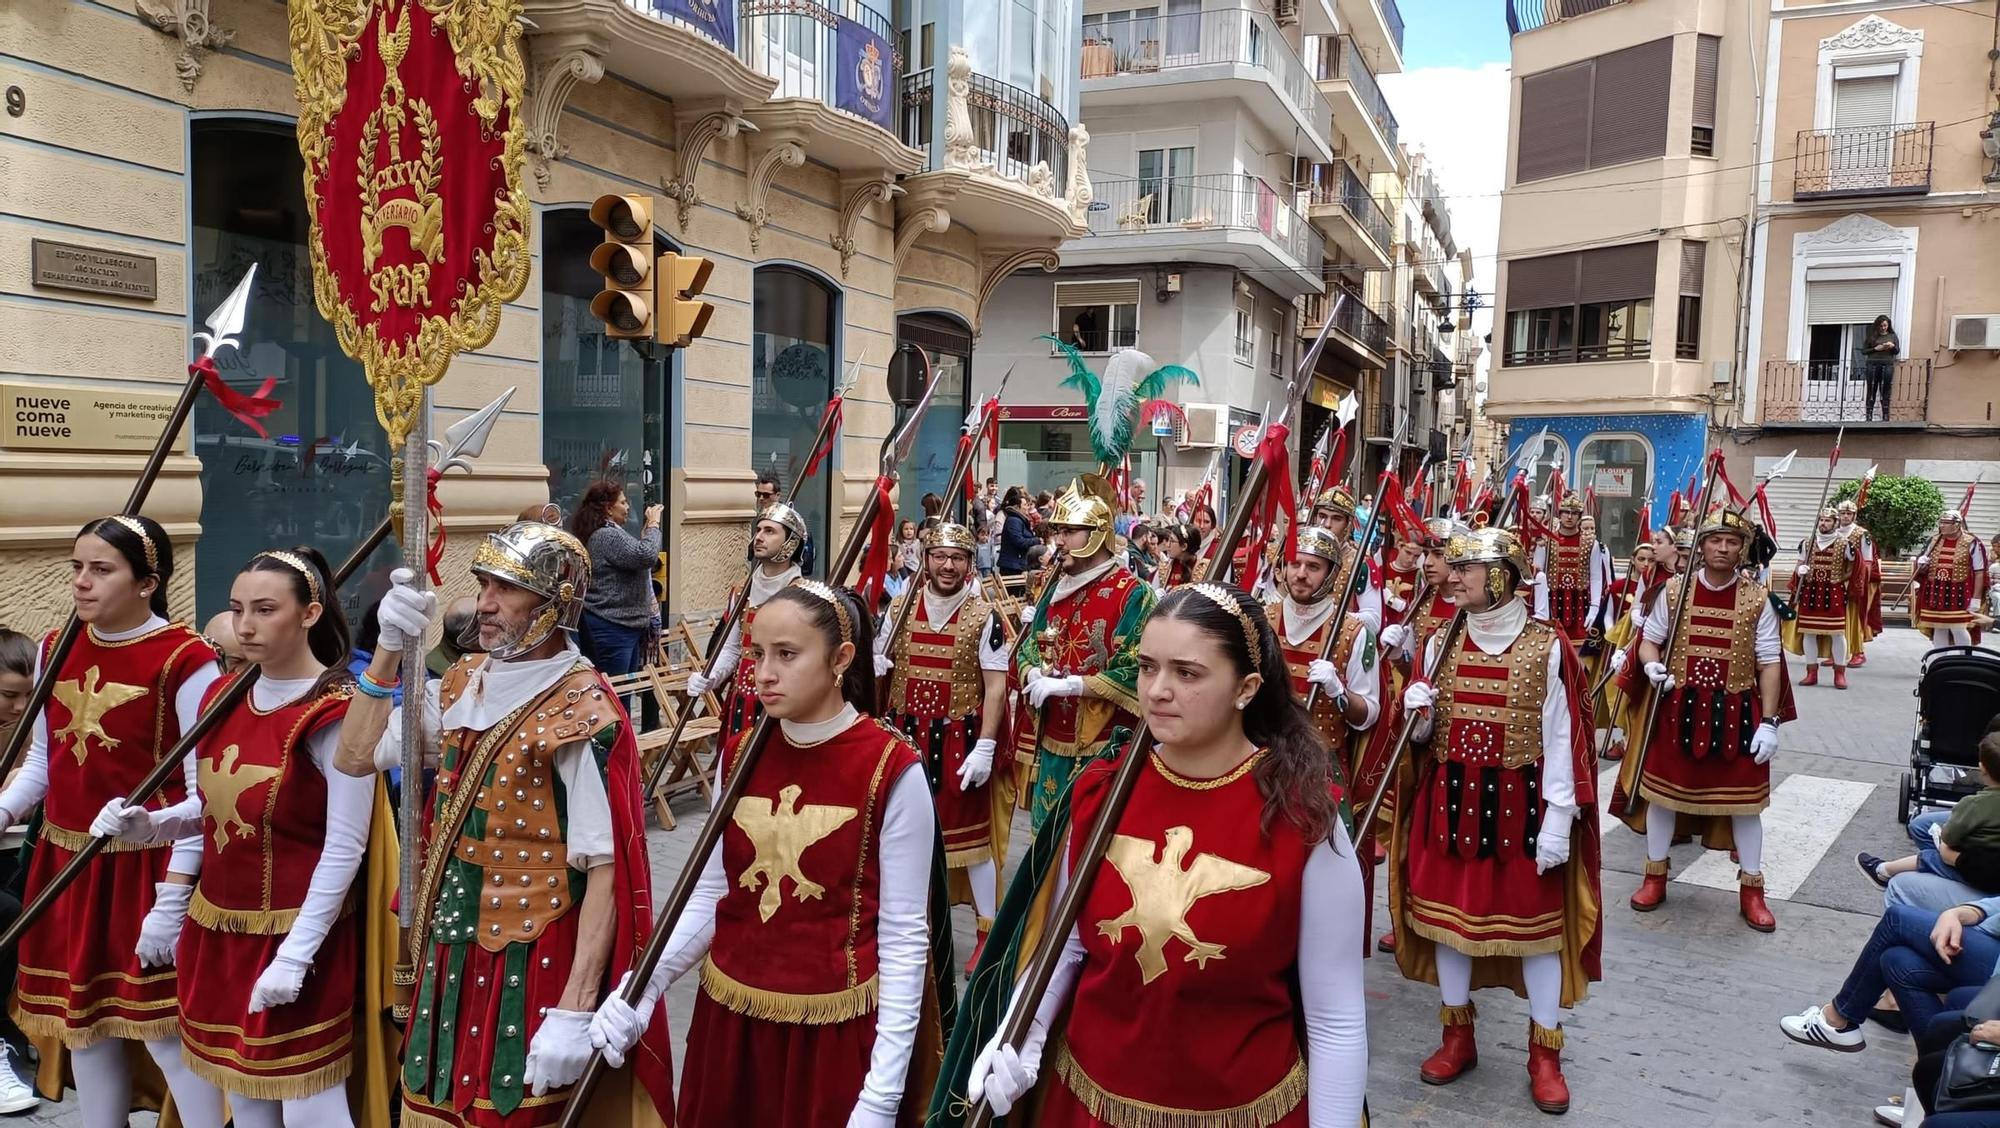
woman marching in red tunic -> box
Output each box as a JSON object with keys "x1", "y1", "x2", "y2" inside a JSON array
[
  {"x1": 967, "y1": 584, "x2": 1369, "y2": 1127},
  {"x1": 94, "y1": 547, "x2": 392, "y2": 1126},
  {"x1": 590, "y1": 581, "x2": 938, "y2": 1126},
  {"x1": 0, "y1": 516, "x2": 226, "y2": 1128}
]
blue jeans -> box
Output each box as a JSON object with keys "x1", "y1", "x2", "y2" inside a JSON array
[
  {"x1": 579, "y1": 609, "x2": 647, "y2": 678},
  {"x1": 1913, "y1": 810, "x2": 1953, "y2": 850},
  {"x1": 1833, "y1": 905, "x2": 2000, "y2": 1036},
  {"x1": 1921, "y1": 848, "x2": 1971, "y2": 883}
]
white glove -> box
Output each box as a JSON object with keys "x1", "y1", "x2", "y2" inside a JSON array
[
  {"x1": 1402, "y1": 681, "x2": 1436, "y2": 712},
  {"x1": 967, "y1": 1036, "x2": 1043, "y2": 1117},
  {"x1": 1386, "y1": 592, "x2": 1408, "y2": 613},
  {"x1": 1610, "y1": 649, "x2": 1628, "y2": 674},
  {"x1": 1750, "y1": 721, "x2": 1779, "y2": 766},
  {"x1": 1917, "y1": 555, "x2": 1931, "y2": 568},
  {"x1": 1535, "y1": 808, "x2": 1574, "y2": 874},
  {"x1": 523, "y1": 1008, "x2": 596, "y2": 1096},
  {"x1": 136, "y1": 882, "x2": 193, "y2": 968},
  {"x1": 845, "y1": 1105, "x2": 897, "y2": 1128},
  {"x1": 686, "y1": 670, "x2": 716, "y2": 697},
  {"x1": 246, "y1": 953, "x2": 309, "y2": 1014},
  {"x1": 1306, "y1": 659, "x2": 1344, "y2": 696},
  {"x1": 959, "y1": 738, "x2": 995, "y2": 790},
  {"x1": 90, "y1": 796, "x2": 158, "y2": 844},
  {"x1": 1643, "y1": 661, "x2": 1676, "y2": 692},
  {"x1": 1026, "y1": 675, "x2": 1084, "y2": 708},
  {"x1": 376, "y1": 567, "x2": 439, "y2": 654},
  {"x1": 587, "y1": 972, "x2": 654, "y2": 1069},
  {"x1": 1379, "y1": 623, "x2": 1409, "y2": 656},
  {"x1": 872, "y1": 653, "x2": 893, "y2": 678},
  {"x1": 1630, "y1": 602, "x2": 1646, "y2": 625},
  {"x1": 1020, "y1": 604, "x2": 1038, "y2": 626}
]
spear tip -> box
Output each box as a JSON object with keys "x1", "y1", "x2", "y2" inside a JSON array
[
  {"x1": 194, "y1": 263, "x2": 258, "y2": 358},
  {"x1": 433, "y1": 387, "x2": 516, "y2": 466}
]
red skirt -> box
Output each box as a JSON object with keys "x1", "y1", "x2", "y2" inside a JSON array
[
  {"x1": 1917, "y1": 576, "x2": 1976, "y2": 629},
  {"x1": 1640, "y1": 687, "x2": 1770, "y2": 815},
  {"x1": 176, "y1": 910, "x2": 358, "y2": 1097},
  {"x1": 677, "y1": 987, "x2": 876, "y2": 1128},
  {"x1": 13, "y1": 835, "x2": 178, "y2": 1047},
  {"x1": 1794, "y1": 578, "x2": 1849, "y2": 635},
  {"x1": 891, "y1": 711, "x2": 993, "y2": 867},
  {"x1": 1405, "y1": 761, "x2": 1565, "y2": 955}
]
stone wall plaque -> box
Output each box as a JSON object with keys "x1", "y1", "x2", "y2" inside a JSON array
[
  {"x1": 30, "y1": 239, "x2": 159, "y2": 301},
  {"x1": 0, "y1": 383, "x2": 178, "y2": 452}
]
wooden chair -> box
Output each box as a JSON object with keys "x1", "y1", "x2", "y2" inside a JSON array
[{"x1": 638, "y1": 622, "x2": 728, "y2": 829}]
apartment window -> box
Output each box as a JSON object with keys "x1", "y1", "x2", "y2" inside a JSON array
[
  {"x1": 1692, "y1": 34, "x2": 1719, "y2": 157},
  {"x1": 1677, "y1": 241, "x2": 1706, "y2": 360},
  {"x1": 1806, "y1": 270, "x2": 1898, "y2": 380},
  {"x1": 1268, "y1": 310, "x2": 1284, "y2": 375},
  {"x1": 1834, "y1": 69, "x2": 1898, "y2": 129},
  {"x1": 1503, "y1": 241, "x2": 1658, "y2": 366},
  {"x1": 1516, "y1": 37, "x2": 1673, "y2": 182},
  {"x1": 1234, "y1": 303, "x2": 1254, "y2": 363},
  {"x1": 1054, "y1": 279, "x2": 1140, "y2": 353},
  {"x1": 1137, "y1": 145, "x2": 1195, "y2": 223}
]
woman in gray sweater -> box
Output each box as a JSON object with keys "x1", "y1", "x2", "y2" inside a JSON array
[{"x1": 568, "y1": 479, "x2": 663, "y2": 679}]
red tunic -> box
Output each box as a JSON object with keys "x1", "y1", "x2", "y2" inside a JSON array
[
  {"x1": 1640, "y1": 578, "x2": 1772, "y2": 816},
  {"x1": 178, "y1": 677, "x2": 355, "y2": 1097},
  {"x1": 886, "y1": 593, "x2": 997, "y2": 867},
  {"x1": 1382, "y1": 564, "x2": 1420, "y2": 627},
  {"x1": 1544, "y1": 532, "x2": 1599, "y2": 640},
  {"x1": 15, "y1": 622, "x2": 213, "y2": 1048},
  {"x1": 721, "y1": 594, "x2": 765, "y2": 734},
  {"x1": 1792, "y1": 534, "x2": 1854, "y2": 636},
  {"x1": 680, "y1": 716, "x2": 921, "y2": 1128},
  {"x1": 1045, "y1": 753, "x2": 1314, "y2": 1128},
  {"x1": 1916, "y1": 536, "x2": 1981, "y2": 631}
]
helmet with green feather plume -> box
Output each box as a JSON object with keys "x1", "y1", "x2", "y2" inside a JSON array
[{"x1": 1039, "y1": 336, "x2": 1198, "y2": 467}]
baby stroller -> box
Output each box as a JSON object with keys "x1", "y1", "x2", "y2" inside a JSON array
[{"x1": 1902, "y1": 645, "x2": 2000, "y2": 823}]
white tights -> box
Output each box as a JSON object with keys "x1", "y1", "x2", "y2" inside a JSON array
[
  {"x1": 1435, "y1": 946, "x2": 1564, "y2": 1029},
  {"x1": 1932, "y1": 627, "x2": 1973, "y2": 649},
  {"x1": 966, "y1": 858, "x2": 997, "y2": 921},
  {"x1": 71, "y1": 1038, "x2": 226, "y2": 1128},
  {"x1": 1644, "y1": 803, "x2": 1764, "y2": 874},
  {"x1": 1805, "y1": 634, "x2": 1846, "y2": 665},
  {"x1": 231, "y1": 1084, "x2": 355, "y2": 1128}
]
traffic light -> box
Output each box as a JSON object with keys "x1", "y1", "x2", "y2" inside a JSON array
[
  {"x1": 657, "y1": 252, "x2": 715, "y2": 348},
  {"x1": 588, "y1": 193, "x2": 654, "y2": 339}
]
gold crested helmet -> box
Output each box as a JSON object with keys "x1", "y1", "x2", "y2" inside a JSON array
[
  {"x1": 924, "y1": 520, "x2": 978, "y2": 555},
  {"x1": 1294, "y1": 524, "x2": 1346, "y2": 564},
  {"x1": 468, "y1": 521, "x2": 592, "y2": 659},
  {"x1": 1313, "y1": 484, "x2": 1357, "y2": 519},
  {"x1": 756, "y1": 502, "x2": 811, "y2": 563},
  {"x1": 1445, "y1": 526, "x2": 1531, "y2": 605},
  {"x1": 1422, "y1": 516, "x2": 1467, "y2": 549},
  {"x1": 1819, "y1": 506, "x2": 1838, "y2": 522},
  {"x1": 1671, "y1": 525, "x2": 1695, "y2": 550},
  {"x1": 1049, "y1": 475, "x2": 1119, "y2": 558},
  {"x1": 1836, "y1": 499, "x2": 1859, "y2": 515},
  {"x1": 1557, "y1": 491, "x2": 1585, "y2": 514},
  {"x1": 1696, "y1": 501, "x2": 1758, "y2": 545}
]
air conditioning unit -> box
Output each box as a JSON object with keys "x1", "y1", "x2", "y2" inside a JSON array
[
  {"x1": 1950, "y1": 314, "x2": 2000, "y2": 350},
  {"x1": 1175, "y1": 403, "x2": 1227, "y2": 449}
]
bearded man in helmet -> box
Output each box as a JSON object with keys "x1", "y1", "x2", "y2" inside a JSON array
[
  {"x1": 1914, "y1": 508, "x2": 1989, "y2": 649},
  {"x1": 1016, "y1": 477, "x2": 1157, "y2": 830},
  {"x1": 336, "y1": 522, "x2": 672, "y2": 1126},
  {"x1": 688, "y1": 502, "x2": 808, "y2": 732}
]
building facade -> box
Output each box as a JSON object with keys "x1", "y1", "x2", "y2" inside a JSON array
[{"x1": 0, "y1": 0, "x2": 1087, "y2": 631}]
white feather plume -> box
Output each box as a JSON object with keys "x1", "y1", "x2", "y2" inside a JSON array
[{"x1": 1096, "y1": 348, "x2": 1149, "y2": 463}]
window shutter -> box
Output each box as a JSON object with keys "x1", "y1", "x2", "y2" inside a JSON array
[
  {"x1": 1590, "y1": 38, "x2": 1674, "y2": 168},
  {"x1": 1579, "y1": 241, "x2": 1659, "y2": 304},
  {"x1": 1505, "y1": 252, "x2": 1580, "y2": 311},
  {"x1": 1055, "y1": 280, "x2": 1141, "y2": 306},
  {"x1": 1805, "y1": 277, "x2": 1895, "y2": 325},
  {"x1": 1516, "y1": 61, "x2": 1593, "y2": 182},
  {"x1": 1833, "y1": 75, "x2": 1897, "y2": 128},
  {"x1": 1693, "y1": 35, "x2": 1720, "y2": 129},
  {"x1": 1680, "y1": 241, "x2": 1707, "y2": 297}
]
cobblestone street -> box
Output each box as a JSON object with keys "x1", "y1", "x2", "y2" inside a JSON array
[{"x1": 23, "y1": 630, "x2": 1950, "y2": 1125}]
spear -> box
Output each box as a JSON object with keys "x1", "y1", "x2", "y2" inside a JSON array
[
  {"x1": 558, "y1": 354, "x2": 945, "y2": 1125},
  {"x1": 639, "y1": 355, "x2": 865, "y2": 800},
  {"x1": 0, "y1": 267, "x2": 259, "y2": 790},
  {"x1": 0, "y1": 387, "x2": 515, "y2": 954},
  {"x1": 1302, "y1": 419, "x2": 1415, "y2": 721},
  {"x1": 961, "y1": 304, "x2": 1329, "y2": 1128}
]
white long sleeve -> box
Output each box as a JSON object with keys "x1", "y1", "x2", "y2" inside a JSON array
[
  {"x1": 1299, "y1": 822, "x2": 1369, "y2": 1128},
  {"x1": 0, "y1": 647, "x2": 54, "y2": 823},
  {"x1": 276, "y1": 723, "x2": 375, "y2": 964},
  {"x1": 639, "y1": 787, "x2": 728, "y2": 1012},
  {"x1": 999, "y1": 843, "x2": 1086, "y2": 1046},
  {"x1": 1341, "y1": 625, "x2": 1379, "y2": 730},
  {"x1": 1531, "y1": 545, "x2": 1551, "y2": 620},
  {"x1": 1585, "y1": 544, "x2": 1608, "y2": 630},
  {"x1": 705, "y1": 618, "x2": 743, "y2": 685},
  {"x1": 855, "y1": 766, "x2": 936, "y2": 1118},
  {"x1": 1537, "y1": 646, "x2": 1576, "y2": 815},
  {"x1": 164, "y1": 663, "x2": 222, "y2": 875}
]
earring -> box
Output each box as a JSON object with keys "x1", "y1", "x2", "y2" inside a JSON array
[{"x1": 1235, "y1": 699, "x2": 1249, "y2": 711}]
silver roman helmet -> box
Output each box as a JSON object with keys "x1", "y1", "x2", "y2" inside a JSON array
[
  {"x1": 757, "y1": 502, "x2": 811, "y2": 564},
  {"x1": 466, "y1": 521, "x2": 592, "y2": 659}
]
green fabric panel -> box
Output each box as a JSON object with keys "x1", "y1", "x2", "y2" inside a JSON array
[
  {"x1": 490, "y1": 943, "x2": 531, "y2": 1116},
  {"x1": 432, "y1": 942, "x2": 467, "y2": 1100},
  {"x1": 405, "y1": 949, "x2": 439, "y2": 1094},
  {"x1": 1095, "y1": 580, "x2": 1158, "y2": 701}
]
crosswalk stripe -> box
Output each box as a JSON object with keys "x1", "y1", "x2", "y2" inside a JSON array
[{"x1": 1676, "y1": 773, "x2": 1874, "y2": 901}]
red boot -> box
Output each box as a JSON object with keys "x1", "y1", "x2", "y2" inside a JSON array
[
  {"x1": 1630, "y1": 859, "x2": 1669, "y2": 911},
  {"x1": 1528, "y1": 1024, "x2": 1571, "y2": 1114},
  {"x1": 1833, "y1": 667, "x2": 1848, "y2": 690},
  {"x1": 964, "y1": 919, "x2": 991, "y2": 975},
  {"x1": 1801, "y1": 666, "x2": 1819, "y2": 686},
  {"x1": 1850, "y1": 653, "x2": 1867, "y2": 667},
  {"x1": 1377, "y1": 932, "x2": 1397, "y2": 955},
  {"x1": 1602, "y1": 731, "x2": 1626, "y2": 761},
  {"x1": 1420, "y1": 1005, "x2": 1478, "y2": 1085},
  {"x1": 1740, "y1": 872, "x2": 1777, "y2": 932}
]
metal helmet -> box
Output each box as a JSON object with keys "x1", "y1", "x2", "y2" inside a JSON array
[
  {"x1": 1445, "y1": 526, "x2": 1531, "y2": 606},
  {"x1": 1294, "y1": 524, "x2": 1347, "y2": 564},
  {"x1": 1314, "y1": 484, "x2": 1357, "y2": 519},
  {"x1": 1818, "y1": 506, "x2": 1839, "y2": 523},
  {"x1": 924, "y1": 521, "x2": 978, "y2": 555},
  {"x1": 1671, "y1": 525, "x2": 1696, "y2": 550},
  {"x1": 1943, "y1": 509, "x2": 1966, "y2": 525},
  {"x1": 756, "y1": 502, "x2": 810, "y2": 564},
  {"x1": 1049, "y1": 475, "x2": 1118, "y2": 558},
  {"x1": 1836, "y1": 499, "x2": 1859, "y2": 516},
  {"x1": 467, "y1": 521, "x2": 591, "y2": 660},
  {"x1": 1696, "y1": 501, "x2": 1758, "y2": 546},
  {"x1": 1557, "y1": 491, "x2": 1585, "y2": 515},
  {"x1": 1422, "y1": 516, "x2": 1468, "y2": 549}
]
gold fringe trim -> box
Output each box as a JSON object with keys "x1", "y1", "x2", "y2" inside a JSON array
[
  {"x1": 1052, "y1": 1040, "x2": 1306, "y2": 1128},
  {"x1": 943, "y1": 843, "x2": 993, "y2": 868},
  {"x1": 1439, "y1": 1003, "x2": 1477, "y2": 1027},
  {"x1": 1529, "y1": 1022, "x2": 1565, "y2": 1050},
  {"x1": 1407, "y1": 918, "x2": 1564, "y2": 959},
  {"x1": 698, "y1": 957, "x2": 877, "y2": 1025},
  {"x1": 182, "y1": 1044, "x2": 351, "y2": 1100},
  {"x1": 1738, "y1": 870, "x2": 1765, "y2": 888},
  {"x1": 12, "y1": 1005, "x2": 177, "y2": 1050},
  {"x1": 189, "y1": 887, "x2": 299, "y2": 934},
  {"x1": 39, "y1": 822, "x2": 153, "y2": 854},
  {"x1": 1642, "y1": 858, "x2": 1670, "y2": 877}
]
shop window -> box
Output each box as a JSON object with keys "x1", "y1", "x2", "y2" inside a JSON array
[
  {"x1": 896, "y1": 312, "x2": 973, "y2": 522},
  {"x1": 754, "y1": 265, "x2": 840, "y2": 559},
  {"x1": 1576, "y1": 434, "x2": 1653, "y2": 560},
  {"x1": 189, "y1": 119, "x2": 397, "y2": 622}
]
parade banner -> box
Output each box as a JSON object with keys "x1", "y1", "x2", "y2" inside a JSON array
[
  {"x1": 835, "y1": 14, "x2": 894, "y2": 130},
  {"x1": 655, "y1": 0, "x2": 737, "y2": 51}
]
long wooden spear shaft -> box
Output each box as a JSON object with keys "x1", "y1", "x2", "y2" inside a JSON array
[
  {"x1": 1811, "y1": 425, "x2": 1846, "y2": 521},
  {"x1": 0, "y1": 387, "x2": 515, "y2": 954},
  {"x1": 0, "y1": 267, "x2": 259, "y2": 791},
  {"x1": 639, "y1": 354, "x2": 867, "y2": 800},
  {"x1": 557, "y1": 355, "x2": 945, "y2": 1126},
  {"x1": 1301, "y1": 424, "x2": 1414, "y2": 717}
]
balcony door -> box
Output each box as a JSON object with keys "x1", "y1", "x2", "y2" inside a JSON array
[
  {"x1": 1803, "y1": 274, "x2": 1894, "y2": 421},
  {"x1": 1829, "y1": 68, "x2": 1897, "y2": 191},
  {"x1": 1138, "y1": 145, "x2": 1194, "y2": 224}
]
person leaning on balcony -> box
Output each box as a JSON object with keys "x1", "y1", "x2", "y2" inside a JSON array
[{"x1": 1863, "y1": 316, "x2": 1900, "y2": 422}]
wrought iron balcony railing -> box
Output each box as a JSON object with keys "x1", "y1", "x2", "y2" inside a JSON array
[
  {"x1": 1760, "y1": 358, "x2": 1932, "y2": 426},
  {"x1": 738, "y1": 0, "x2": 900, "y2": 132},
  {"x1": 1079, "y1": 7, "x2": 1328, "y2": 132},
  {"x1": 1302, "y1": 280, "x2": 1391, "y2": 357},
  {"x1": 1506, "y1": 0, "x2": 1628, "y2": 35},
  {"x1": 1306, "y1": 34, "x2": 1399, "y2": 151},
  {"x1": 901, "y1": 68, "x2": 1071, "y2": 191},
  {"x1": 1302, "y1": 159, "x2": 1392, "y2": 256},
  {"x1": 1794, "y1": 123, "x2": 1934, "y2": 200}
]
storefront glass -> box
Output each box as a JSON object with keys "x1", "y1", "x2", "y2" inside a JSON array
[
  {"x1": 1577, "y1": 434, "x2": 1653, "y2": 559},
  {"x1": 753, "y1": 266, "x2": 839, "y2": 556},
  {"x1": 995, "y1": 419, "x2": 1159, "y2": 508},
  {"x1": 895, "y1": 313, "x2": 972, "y2": 523}
]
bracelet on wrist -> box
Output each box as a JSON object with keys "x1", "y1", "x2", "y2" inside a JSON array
[{"x1": 356, "y1": 670, "x2": 400, "y2": 699}]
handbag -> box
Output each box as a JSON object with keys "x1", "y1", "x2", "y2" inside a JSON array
[{"x1": 1935, "y1": 1036, "x2": 2000, "y2": 1112}]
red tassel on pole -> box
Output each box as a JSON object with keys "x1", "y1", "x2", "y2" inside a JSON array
[
  {"x1": 804, "y1": 396, "x2": 845, "y2": 477},
  {"x1": 192, "y1": 356, "x2": 283, "y2": 438},
  {"x1": 1251, "y1": 424, "x2": 1297, "y2": 562},
  {"x1": 855, "y1": 475, "x2": 897, "y2": 604},
  {"x1": 424, "y1": 466, "x2": 447, "y2": 584}
]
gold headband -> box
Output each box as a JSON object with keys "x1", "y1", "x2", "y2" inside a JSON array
[
  {"x1": 258, "y1": 551, "x2": 322, "y2": 605},
  {"x1": 107, "y1": 515, "x2": 159, "y2": 574},
  {"x1": 1188, "y1": 583, "x2": 1260, "y2": 673},
  {"x1": 792, "y1": 580, "x2": 852, "y2": 647}
]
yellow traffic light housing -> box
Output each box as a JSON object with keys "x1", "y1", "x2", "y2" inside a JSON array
[
  {"x1": 588, "y1": 193, "x2": 654, "y2": 339},
  {"x1": 658, "y1": 252, "x2": 715, "y2": 348}
]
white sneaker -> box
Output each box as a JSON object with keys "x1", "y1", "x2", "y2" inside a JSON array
[
  {"x1": 0, "y1": 1043, "x2": 35, "y2": 1113},
  {"x1": 1874, "y1": 1103, "x2": 1905, "y2": 1126},
  {"x1": 1780, "y1": 1004, "x2": 1867, "y2": 1053}
]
